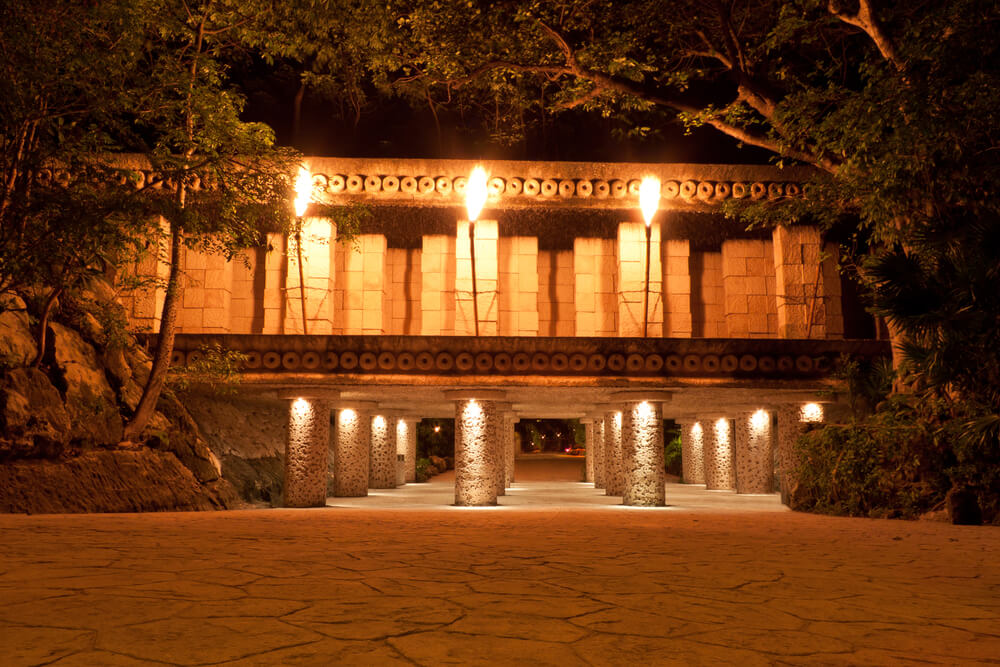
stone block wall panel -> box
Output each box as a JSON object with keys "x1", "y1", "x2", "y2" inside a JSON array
[{"x1": 617, "y1": 222, "x2": 662, "y2": 337}]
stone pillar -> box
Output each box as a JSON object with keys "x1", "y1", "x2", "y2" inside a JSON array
[
  {"x1": 120, "y1": 216, "x2": 170, "y2": 331},
  {"x1": 592, "y1": 414, "x2": 606, "y2": 489},
  {"x1": 333, "y1": 401, "x2": 375, "y2": 497},
  {"x1": 396, "y1": 417, "x2": 419, "y2": 484},
  {"x1": 776, "y1": 402, "x2": 824, "y2": 504},
  {"x1": 499, "y1": 236, "x2": 539, "y2": 336},
  {"x1": 772, "y1": 225, "x2": 826, "y2": 339},
  {"x1": 617, "y1": 222, "x2": 663, "y2": 336},
  {"x1": 369, "y1": 410, "x2": 398, "y2": 489},
  {"x1": 574, "y1": 237, "x2": 618, "y2": 336},
  {"x1": 284, "y1": 217, "x2": 336, "y2": 335},
  {"x1": 281, "y1": 390, "x2": 338, "y2": 508},
  {"x1": 263, "y1": 232, "x2": 286, "y2": 333},
  {"x1": 582, "y1": 419, "x2": 596, "y2": 483},
  {"x1": 705, "y1": 417, "x2": 736, "y2": 490},
  {"x1": 420, "y1": 234, "x2": 456, "y2": 335},
  {"x1": 679, "y1": 420, "x2": 706, "y2": 484},
  {"x1": 456, "y1": 220, "x2": 499, "y2": 335},
  {"x1": 336, "y1": 234, "x2": 388, "y2": 335},
  {"x1": 722, "y1": 238, "x2": 778, "y2": 339},
  {"x1": 734, "y1": 410, "x2": 774, "y2": 494},
  {"x1": 448, "y1": 390, "x2": 506, "y2": 506},
  {"x1": 616, "y1": 391, "x2": 671, "y2": 506},
  {"x1": 507, "y1": 417, "x2": 519, "y2": 486},
  {"x1": 663, "y1": 239, "x2": 693, "y2": 337},
  {"x1": 602, "y1": 407, "x2": 624, "y2": 496}
]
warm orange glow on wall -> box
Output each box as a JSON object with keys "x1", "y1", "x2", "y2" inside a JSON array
[{"x1": 294, "y1": 165, "x2": 312, "y2": 217}]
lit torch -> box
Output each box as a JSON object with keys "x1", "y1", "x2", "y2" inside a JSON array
[
  {"x1": 639, "y1": 176, "x2": 660, "y2": 338},
  {"x1": 465, "y1": 166, "x2": 489, "y2": 336},
  {"x1": 293, "y1": 165, "x2": 311, "y2": 334}
]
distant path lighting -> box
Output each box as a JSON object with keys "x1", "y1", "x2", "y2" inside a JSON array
[
  {"x1": 293, "y1": 165, "x2": 312, "y2": 335},
  {"x1": 639, "y1": 176, "x2": 661, "y2": 338},
  {"x1": 465, "y1": 166, "x2": 489, "y2": 336}
]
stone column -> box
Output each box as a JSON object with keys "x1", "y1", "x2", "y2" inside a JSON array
[
  {"x1": 592, "y1": 414, "x2": 606, "y2": 489},
  {"x1": 602, "y1": 407, "x2": 625, "y2": 497},
  {"x1": 369, "y1": 410, "x2": 398, "y2": 489},
  {"x1": 582, "y1": 418, "x2": 596, "y2": 483},
  {"x1": 333, "y1": 401, "x2": 375, "y2": 497},
  {"x1": 448, "y1": 390, "x2": 506, "y2": 506},
  {"x1": 574, "y1": 237, "x2": 618, "y2": 336},
  {"x1": 776, "y1": 402, "x2": 824, "y2": 505},
  {"x1": 281, "y1": 390, "x2": 338, "y2": 508},
  {"x1": 663, "y1": 239, "x2": 693, "y2": 337},
  {"x1": 705, "y1": 417, "x2": 736, "y2": 490},
  {"x1": 616, "y1": 391, "x2": 671, "y2": 507},
  {"x1": 499, "y1": 236, "x2": 539, "y2": 336},
  {"x1": 396, "y1": 417, "x2": 419, "y2": 484},
  {"x1": 734, "y1": 410, "x2": 774, "y2": 494},
  {"x1": 456, "y1": 220, "x2": 499, "y2": 335},
  {"x1": 420, "y1": 234, "x2": 457, "y2": 335},
  {"x1": 507, "y1": 416, "x2": 519, "y2": 486},
  {"x1": 772, "y1": 225, "x2": 826, "y2": 339},
  {"x1": 678, "y1": 420, "x2": 706, "y2": 484},
  {"x1": 617, "y1": 221, "x2": 663, "y2": 336}
]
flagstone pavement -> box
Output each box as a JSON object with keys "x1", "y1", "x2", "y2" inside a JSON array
[{"x1": 1, "y1": 456, "x2": 998, "y2": 666}]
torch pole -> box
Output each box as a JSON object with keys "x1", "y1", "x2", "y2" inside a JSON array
[
  {"x1": 643, "y1": 221, "x2": 652, "y2": 338},
  {"x1": 295, "y1": 219, "x2": 308, "y2": 336},
  {"x1": 469, "y1": 220, "x2": 480, "y2": 336}
]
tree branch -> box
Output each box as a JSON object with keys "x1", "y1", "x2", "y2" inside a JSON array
[{"x1": 828, "y1": 0, "x2": 903, "y2": 71}]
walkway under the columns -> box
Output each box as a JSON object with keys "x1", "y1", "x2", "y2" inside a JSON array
[{"x1": 3, "y1": 484, "x2": 998, "y2": 665}]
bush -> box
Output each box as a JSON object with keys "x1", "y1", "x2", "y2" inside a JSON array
[{"x1": 664, "y1": 435, "x2": 682, "y2": 477}]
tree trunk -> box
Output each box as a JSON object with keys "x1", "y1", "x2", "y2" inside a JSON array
[
  {"x1": 123, "y1": 221, "x2": 183, "y2": 441},
  {"x1": 30, "y1": 285, "x2": 63, "y2": 368}
]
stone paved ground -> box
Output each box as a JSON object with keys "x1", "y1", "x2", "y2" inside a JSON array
[{"x1": 1, "y1": 457, "x2": 998, "y2": 666}]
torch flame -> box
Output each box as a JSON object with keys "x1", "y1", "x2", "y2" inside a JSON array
[
  {"x1": 465, "y1": 165, "x2": 489, "y2": 223},
  {"x1": 639, "y1": 176, "x2": 661, "y2": 226},
  {"x1": 294, "y1": 166, "x2": 311, "y2": 218}
]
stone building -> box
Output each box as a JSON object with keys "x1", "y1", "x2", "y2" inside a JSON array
[{"x1": 118, "y1": 157, "x2": 886, "y2": 507}]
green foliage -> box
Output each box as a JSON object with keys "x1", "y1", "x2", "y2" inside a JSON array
[
  {"x1": 664, "y1": 435, "x2": 682, "y2": 477},
  {"x1": 168, "y1": 344, "x2": 247, "y2": 395}
]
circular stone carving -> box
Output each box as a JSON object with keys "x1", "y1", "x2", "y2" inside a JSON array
[
  {"x1": 610, "y1": 180, "x2": 627, "y2": 198},
  {"x1": 665, "y1": 355, "x2": 683, "y2": 372},
  {"x1": 627, "y1": 179, "x2": 641, "y2": 195},
  {"x1": 644, "y1": 354, "x2": 664, "y2": 372},
  {"x1": 558, "y1": 180, "x2": 575, "y2": 197},
  {"x1": 512, "y1": 352, "x2": 531, "y2": 371},
  {"x1": 170, "y1": 350, "x2": 185, "y2": 365},
  {"x1": 587, "y1": 354, "x2": 606, "y2": 372},
  {"x1": 401, "y1": 176, "x2": 418, "y2": 193},
  {"x1": 381, "y1": 176, "x2": 400, "y2": 193},
  {"x1": 243, "y1": 351, "x2": 262, "y2": 370},
  {"x1": 785, "y1": 182, "x2": 801, "y2": 197},
  {"x1": 663, "y1": 181, "x2": 680, "y2": 199},
  {"x1": 593, "y1": 180, "x2": 610, "y2": 198},
  {"x1": 696, "y1": 182, "x2": 714, "y2": 200},
  {"x1": 625, "y1": 354, "x2": 644, "y2": 372},
  {"x1": 680, "y1": 180, "x2": 697, "y2": 199},
  {"x1": 607, "y1": 354, "x2": 626, "y2": 372},
  {"x1": 795, "y1": 355, "x2": 814, "y2": 372},
  {"x1": 328, "y1": 174, "x2": 346, "y2": 192},
  {"x1": 506, "y1": 178, "x2": 523, "y2": 195},
  {"x1": 777, "y1": 355, "x2": 794, "y2": 372},
  {"x1": 540, "y1": 179, "x2": 558, "y2": 197},
  {"x1": 569, "y1": 353, "x2": 588, "y2": 371},
  {"x1": 434, "y1": 352, "x2": 454, "y2": 371},
  {"x1": 758, "y1": 356, "x2": 776, "y2": 372},
  {"x1": 454, "y1": 352, "x2": 474, "y2": 371},
  {"x1": 418, "y1": 176, "x2": 435, "y2": 193},
  {"x1": 531, "y1": 352, "x2": 550, "y2": 371},
  {"x1": 768, "y1": 182, "x2": 784, "y2": 199},
  {"x1": 323, "y1": 352, "x2": 338, "y2": 370},
  {"x1": 364, "y1": 175, "x2": 381, "y2": 192},
  {"x1": 576, "y1": 180, "x2": 593, "y2": 197},
  {"x1": 702, "y1": 354, "x2": 720, "y2": 372},
  {"x1": 682, "y1": 354, "x2": 701, "y2": 372},
  {"x1": 359, "y1": 352, "x2": 378, "y2": 370},
  {"x1": 550, "y1": 353, "x2": 569, "y2": 371},
  {"x1": 415, "y1": 351, "x2": 434, "y2": 371},
  {"x1": 488, "y1": 177, "x2": 505, "y2": 195},
  {"x1": 738, "y1": 354, "x2": 757, "y2": 371},
  {"x1": 396, "y1": 352, "x2": 415, "y2": 370},
  {"x1": 714, "y1": 182, "x2": 731, "y2": 198},
  {"x1": 493, "y1": 352, "x2": 512, "y2": 371},
  {"x1": 262, "y1": 351, "x2": 282, "y2": 369},
  {"x1": 815, "y1": 356, "x2": 831, "y2": 372},
  {"x1": 523, "y1": 178, "x2": 540, "y2": 196},
  {"x1": 339, "y1": 351, "x2": 358, "y2": 370},
  {"x1": 310, "y1": 173, "x2": 327, "y2": 192},
  {"x1": 435, "y1": 176, "x2": 452, "y2": 194},
  {"x1": 301, "y1": 351, "x2": 321, "y2": 370},
  {"x1": 474, "y1": 352, "x2": 493, "y2": 372},
  {"x1": 720, "y1": 354, "x2": 739, "y2": 372},
  {"x1": 377, "y1": 352, "x2": 396, "y2": 370},
  {"x1": 453, "y1": 176, "x2": 467, "y2": 195},
  {"x1": 185, "y1": 350, "x2": 203, "y2": 365},
  {"x1": 346, "y1": 175, "x2": 363, "y2": 192},
  {"x1": 750, "y1": 182, "x2": 767, "y2": 199},
  {"x1": 731, "y1": 182, "x2": 748, "y2": 199}
]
